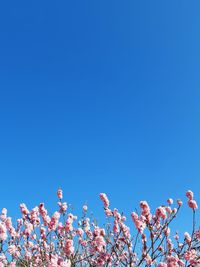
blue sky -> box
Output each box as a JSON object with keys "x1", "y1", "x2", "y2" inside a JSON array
[{"x1": 0, "y1": 1, "x2": 200, "y2": 231}]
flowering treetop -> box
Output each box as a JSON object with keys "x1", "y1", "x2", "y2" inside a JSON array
[{"x1": 0, "y1": 189, "x2": 199, "y2": 266}]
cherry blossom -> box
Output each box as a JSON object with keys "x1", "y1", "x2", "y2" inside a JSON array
[{"x1": 0, "y1": 189, "x2": 198, "y2": 266}]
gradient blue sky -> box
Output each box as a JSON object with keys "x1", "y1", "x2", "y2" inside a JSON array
[{"x1": 0, "y1": 1, "x2": 200, "y2": 230}]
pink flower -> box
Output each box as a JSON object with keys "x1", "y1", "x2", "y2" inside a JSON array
[
  {"x1": 49, "y1": 211, "x2": 60, "y2": 231},
  {"x1": 188, "y1": 199, "x2": 198, "y2": 210},
  {"x1": 65, "y1": 239, "x2": 74, "y2": 256},
  {"x1": 174, "y1": 234, "x2": 179, "y2": 240},
  {"x1": 113, "y1": 219, "x2": 119, "y2": 234},
  {"x1": 131, "y1": 212, "x2": 146, "y2": 233},
  {"x1": 145, "y1": 254, "x2": 152, "y2": 265},
  {"x1": 99, "y1": 193, "x2": 109, "y2": 208},
  {"x1": 20, "y1": 203, "x2": 29, "y2": 216},
  {"x1": 76, "y1": 228, "x2": 84, "y2": 237},
  {"x1": 105, "y1": 208, "x2": 112, "y2": 217},
  {"x1": 177, "y1": 199, "x2": 183, "y2": 206},
  {"x1": 172, "y1": 208, "x2": 177, "y2": 214},
  {"x1": 157, "y1": 263, "x2": 167, "y2": 267},
  {"x1": 57, "y1": 189, "x2": 63, "y2": 200},
  {"x1": 7, "y1": 245, "x2": 17, "y2": 255},
  {"x1": 58, "y1": 202, "x2": 68, "y2": 213},
  {"x1": 165, "y1": 206, "x2": 172, "y2": 214},
  {"x1": 156, "y1": 206, "x2": 167, "y2": 220},
  {"x1": 9, "y1": 263, "x2": 16, "y2": 267},
  {"x1": 167, "y1": 198, "x2": 173, "y2": 205},
  {"x1": 178, "y1": 260, "x2": 185, "y2": 266},
  {"x1": 164, "y1": 227, "x2": 170, "y2": 237},
  {"x1": 140, "y1": 201, "x2": 151, "y2": 216},
  {"x1": 167, "y1": 238, "x2": 174, "y2": 250},
  {"x1": 0, "y1": 223, "x2": 7, "y2": 241},
  {"x1": 186, "y1": 190, "x2": 194, "y2": 200},
  {"x1": 184, "y1": 249, "x2": 196, "y2": 261},
  {"x1": 184, "y1": 232, "x2": 191, "y2": 244},
  {"x1": 0, "y1": 208, "x2": 7, "y2": 221}
]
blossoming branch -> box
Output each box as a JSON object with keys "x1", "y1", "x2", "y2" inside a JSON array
[{"x1": 0, "y1": 189, "x2": 199, "y2": 266}]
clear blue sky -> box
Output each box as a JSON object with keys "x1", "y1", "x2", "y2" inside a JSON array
[{"x1": 0, "y1": 1, "x2": 200, "y2": 230}]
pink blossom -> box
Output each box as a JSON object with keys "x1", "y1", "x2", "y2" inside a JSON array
[
  {"x1": 188, "y1": 199, "x2": 198, "y2": 210},
  {"x1": 167, "y1": 198, "x2": 173, "y2": 205},
  {"x1": 0, "y1": 188, "x2": 197, "y2": 266},
  {"x1": 184, "y1": 249, "x2": 196, "y2": 261},
  {"x1": 177, "y1": 199, "x2": 183, "y2": 206},
  {"x1": 164, "y1": 227, "x2": 170, "y2": 237},
  {"x1": 57, "y1": 189, "x2": 63, "y2": 200},
  {"x1": 186, "y1": 190, "x2": 194, "y2": 200},
  {"x1": 131, "y1": 212, "x2": 146, "y2": 233},
  {"x1": 0, "y1": 208, "x2": 7, "y2": 221},
  {"x1": 184, "y1": 232, "x2": 192, "y2": 244},
  {"x1": 19, "y1": 203, "x2": 29, "y2": 216},
  {"x1": 140, "y1": 201, "x2": 151, "y2": 216},
  {"x1": 99, "y1": 193, "x2": 109, "y2": 208},
  {"x1": 58, "y1": 201, "x2": 68, "y2": 213},
  {"x1": 156, "y1": 206, "x2": 167, "y2": 220},
  {"x1": 64, "y1": 239, "x2": 74, "y2": 256},
  {"x1": 145, "y1": 254, "x2": 152, "y2": 265},
  {"x1": 157, "y1": 263, "x2": 167, "y2": 267}
]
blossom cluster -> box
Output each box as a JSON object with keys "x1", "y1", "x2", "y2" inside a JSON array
[{"x1": 0, "y1": 189, "x2": 199, "y2": 266}]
